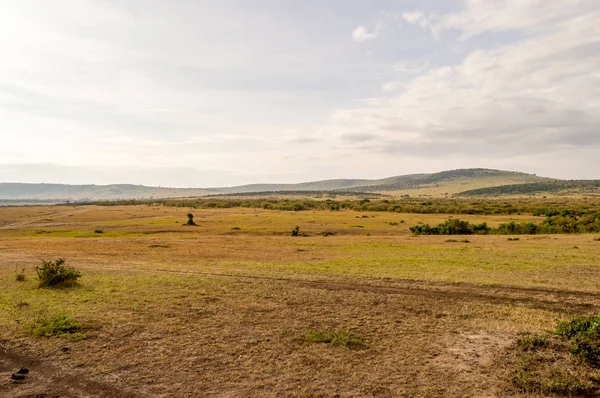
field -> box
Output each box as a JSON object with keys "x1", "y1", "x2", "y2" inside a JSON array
[{"x1": 1, "y1": 204, "x2": 600, "y2": 397}]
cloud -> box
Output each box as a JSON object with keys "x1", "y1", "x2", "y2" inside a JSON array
[
  {"x1": 439, "y1": 0, "x2": 597, "y2": 38},
  {"x1": 401, "y1": 0, "x2": 598, "y2": 40},
  {"x1": 400, "y1": 11, "x2": 425, "y2": 25},
  {"x1": 352, "y1": 25, "x2": 378, "y2": 42},
  {"x1": 326, "y1": 6, "x2": 600, "y2": 169}
]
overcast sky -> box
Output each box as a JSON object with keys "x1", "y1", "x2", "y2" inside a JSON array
[{"x1": 1, "y1": 0, "x2": 599, "y2": 187}]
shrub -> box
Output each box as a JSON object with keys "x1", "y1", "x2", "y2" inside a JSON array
[
  {"x1": 186, "y1": 213, "x2": 196, "y2": 226},
  {"x1": 94, "y1": 229, "x2": 103, "y2": 234},
  {"x1": 291, "y1": 225, "x2": 300, "y2": 237},
  {"x1": 555, "y1": 315, "x2": 600, "y2": 365},
  {"x1": 35, "y1": 259, "x2": 81, "y2": 288},
  {"x1": 305, "y1": 329, "x2": 365, "y2": 348},
  {"x1": 321, "y1": 231, "x2": 335, "y2": 237},
  {"x1": 15, "y1": 267, "x2": 25, "y2": 282},
  {"x1": 26, "y1": 313, "x2": 85, "y2": 339}
]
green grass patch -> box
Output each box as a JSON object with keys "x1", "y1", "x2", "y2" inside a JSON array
[{"x1": 26, "y1": 312, "x2": 86, "y2": 340}]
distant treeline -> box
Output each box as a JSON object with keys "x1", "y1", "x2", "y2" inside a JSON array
[
  {"x1": 74, "y1": 197, "x2": 600, "y2": 216},
  {"x1": 204, "y1": 190, "x2": 382, "y2": 198},
  {"x1": 410, "y1": 213, "x2": 600, "y2": 235},
  {"x1": 457, "y1": 180, "x2": 600, "y2": 196}
]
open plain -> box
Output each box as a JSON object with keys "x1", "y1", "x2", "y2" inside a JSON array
[{"x1": 1, "y1": 204, "x2": 600, "y2": 397}]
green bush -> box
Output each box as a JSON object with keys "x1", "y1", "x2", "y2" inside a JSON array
[
  {"x1": 554, "y1": 315, "x2": 600, "y2": 365},
  {"x1": 35, "y1": 258, "x2": 81, "y2": 288}
]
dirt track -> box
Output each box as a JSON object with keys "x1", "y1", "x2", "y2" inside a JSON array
[{"x1": 0, "y1": 343, "x2": 139, "y2": 398}]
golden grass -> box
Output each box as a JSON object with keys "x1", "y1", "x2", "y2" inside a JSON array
[{"x1": 1, "y1": 205, "x2": 600, "y2": 396}]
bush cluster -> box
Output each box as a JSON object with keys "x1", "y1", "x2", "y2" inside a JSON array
[{"x1": 411, "y1": 213, "x2": 600, "y2": 236}]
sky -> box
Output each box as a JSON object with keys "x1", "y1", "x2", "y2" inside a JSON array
[{"x1": 1, "y1": 0, "x2": 599, "y2": 187}]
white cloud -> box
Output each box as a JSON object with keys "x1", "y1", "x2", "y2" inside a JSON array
[
  {"x1": 352, "y1": 25, "x2": 378, "y2": 42},
  {"x1": 440, "y1": 0, "x2": 596, "y2": 38},
  {"x1": 401, "y1": 0, "x2": 598, "y2": 40},
  {"x1": 327, "y1": 8, "x2": 600, "y2": 172},
  {"x1": 400, "y1": 11, "x2": 424, "y2": 25}
]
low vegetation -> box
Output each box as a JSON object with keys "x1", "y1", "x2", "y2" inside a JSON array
[
  {"x1": 411, "y1": 213, "x2": 600, "y2": 235},
  {"x1": 505, "y1": 315, "x2": 600, "y2": 395},
  {"x1": 35, "y1": 258, "x2": 81, "y2": 288},
  {"x1": 26, "y1": 312, "x2": 86, "y2": 340},
  {"x1": 2, "y1": 204, "x2": 600, "y2": 396},
  {"x1": 84, "y1": 196, "x2": 600, "y2": 217}
]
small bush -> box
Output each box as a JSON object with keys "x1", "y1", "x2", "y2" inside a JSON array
[
  {"x1": 291, "y1": 225, "x2": 300, "y2": 237},
  {"x1": 26, "y1": 313, "x2": 86, "y2": 339},
  {"x1": 508, "y1": 237, "x2": 520, "y2": 241},
  {"x1": 321, "y1": 231, "x2": 335, "y2": 237},
  {"x1": 15, "y1": 267, "x2": 26, "y2": 282},
  {"x1": 555, "y1": 315, "x2": 600, "y2": 340},
  {"x1": 231, "y1": 226, "x2": 241, "y2": 230},
  {"x1": 555, "y1": 314, "x2": 600, "y2": 365},
  {"x1": 35, "y1": 259, "x2": 81, "y2": 288},
  {"x1": 94, "y1": 229, "x2": 103, "y2": 234},
  {"x1": 186, "y1": 213, "x2": 196, "y2": 226},
  {"x1": 305, "y1": 329, "x2": 365, "y2": 349}
]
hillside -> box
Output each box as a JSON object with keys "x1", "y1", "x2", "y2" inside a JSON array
[
  {"x1": 0, "y1": 169, "x2": 553, "y2": 202},
  {"x1": 457, "y1": 180, "x2": 600, "y2": 197},
  {"x1": 0, "y1": 183, "x2": 218, "y2": 201}
]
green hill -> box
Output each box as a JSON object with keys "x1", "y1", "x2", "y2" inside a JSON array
[
  {"x1": 456, "y1": 180, "x2": 600, "y2": 197},
  {"x1": 0, "y1": 169, "x2": 556, "y2": 202}
]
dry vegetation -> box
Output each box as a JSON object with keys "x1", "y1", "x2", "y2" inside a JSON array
[{"x1": 1, "y1": 204, "x2": 600, "y2": 397}]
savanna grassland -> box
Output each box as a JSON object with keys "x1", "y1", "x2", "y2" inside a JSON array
[{"x1": 1, "y1": 203, "x2": 600, "y2": 397}]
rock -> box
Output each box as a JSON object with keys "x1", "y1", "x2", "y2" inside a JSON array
[
  {"x1": 11, "y1": 373, "x2": 25, "y2": 380},
  {"x1": 16, "y1": 367, "x2": 29, "y2": 374}
]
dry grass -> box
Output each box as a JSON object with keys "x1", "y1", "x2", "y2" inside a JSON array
[{"x1": 1, "y1": 205, "x2": 600, "y2": 397}]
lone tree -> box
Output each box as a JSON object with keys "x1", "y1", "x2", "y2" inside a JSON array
[{"x1": 186, "y1": 213, "x2": 197, "y2": 226}]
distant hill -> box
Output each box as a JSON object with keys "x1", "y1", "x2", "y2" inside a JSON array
[
  {"x1": 456, "y1": 180, "x2": 600, "y2": 197},
  {"x1": 0, "y1": 183, "x2": 218, "y2": 201},
  {"x1": 216, "y1": 169, "x2": 550, "y2": 195},
  {"x1": 0, "y1": 168, "x2": 555, "y2": 202}
]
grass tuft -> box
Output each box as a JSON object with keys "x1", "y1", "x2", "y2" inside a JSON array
[
  {"x1": 516, "y1": 334, "x2": 548, "y2": 351},
  {"x1": 26, "y1": 313, "x2": 86, "y2": 340},
  {"x1": 15, "y1": 267, "x2": 26, "y2": 282}
]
